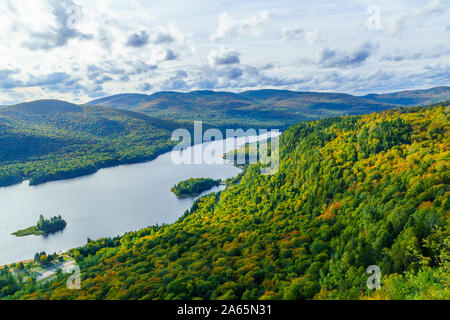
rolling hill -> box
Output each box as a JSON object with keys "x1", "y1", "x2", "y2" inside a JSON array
[
  {"x1": 87, "y1": 86, "x2": 450, "y2": 129},
  {"x1": 0, "y1": 100, "x2": 184, "y2": 187},
  {"x1": 362, "y1": 86, "x2": 450, "y2": 106},
  {"x1": 2, "y1": 102, "x2": 448, "y2": 300}
]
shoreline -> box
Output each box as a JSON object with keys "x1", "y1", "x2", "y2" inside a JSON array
[
  {"x1": 0, "y1": 133, "x2": 277, "y2": 267},
  {"x1": 0, "y1": 259, "x2": 34, "y2": 269},
  {"x1": 0, "y1": 130, "x2": 281, "y2": 189},
  {"x1": 0, "y1": 144, "x2": 175, "y2": 189}
]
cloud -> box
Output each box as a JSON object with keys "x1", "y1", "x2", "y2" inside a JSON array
[
  {"x1": 153, "y1": 32, "x2": 175, "y2": 44},
  {"x1": 126, "y1": 30, "x2": 150, "y2": 47},
  {"x1": 82, "y1": 84, "x2": 107, "y2": 98},
  {"x1": 0, "y1": 69, "x2": 19, "y2": 80},
  {"x1": 87, "y1": 64, "x2": 122, "y2": 82},
  {"x1": 27, "y1": 72, "x2": 73, "y2": 86},
  {"x1": 0, "y1": 1, "x2": 448, "y2": 104},
  {"x1": 151, "y1": 23, "x2": 185, "y2": 44},
  {"x1": 305, "y1": 29, "x2": 320, "y2": 45},
  {"x1": 221, "y1": 67, "x2": 243, "y2": 80},
  {"x1": 0, "y1": 68, "x2": 24, "y2": 89},
  {"x1": 1, "y1": 70, "x2": 82, "y2": 91},
  {"x1": 384, "y1": 0, "x2": 448, "y2": 35},
  {"x1": 149, "y1": 48, "x2": 179, "y2": 63},
  {"x1": 125, "y1": 23, "x2": 184, "y2": 47},
  {"x1": 280, "y1": 27, "x2": 320, "y2": 44},
  {"x1": 280, "y1": 27, "x2": 303, "y2": 41},
  {"x1": 86, "y1": 60, "x2": 157, "y2": 85},
  {"x1": 141, "y1": 83, "x2": 153, "y2": 91},
  {"x1": 412, "y1": 0, "x2": 446, "y2": 17},
  {"x1": 182, "y1": 63, "x2": 313, "y2": 92},
  {"x1": 98, "y1": 27, "x2": 114, "y2": 51},
  {"x1": 318, "y1": 42, "x2": 378, "y2": 68},
  {"x1": 94, "y1": 75, "x2": 113, "y2": 85},
  {"x1": 160, "y1": 73, "x2": 189, "y2": 90},
  {"x1": 165, "y1": 49, "x2": 178, "y2": 61},
  {"x1": 23, "y1": 0, "x2": 93, "y2": 50},
  {"x1": 8, "y1": 71, "x2": 93, "y2": 96},
  {"x1": 208, "y1": 48, "x2": 241, "y2": 66},
  {"x1": 211, "y1": 11, "x2": 271, "y2": 40},
  {"x1": 127, "y1": 60, "x2": 158, "y2": 74},
  {"x1": 261, "y1": 63, "x2": 275, "y2": 70},
  {"x1": 175, "y1": 70, "x2": 188, "y2": 78},
  {"x1": 348, "y1": 64, "x2": 450, "y2": 94},
  {"x1": 381, "y1": 46, "x2": 450, "y2": 62},
  {"x1": 382, "y1": 53, "x2": 423, "y2": 62}
]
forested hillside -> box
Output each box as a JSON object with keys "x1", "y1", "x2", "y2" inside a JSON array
[
  {"x1": 363, "y1": 86, "x2": 450, "y2": 106},
  {"x1": 88, "y1": 87, "x2": 450, "y2": 129},
  {"x1": 0, "y1": 100, "x2": 183, "y2": 187},
  {"x1": 88, "y1": 90, "x2": 398, "y2": 129},
  {"x1": 2, "y1": 103, "x2": 448, "y2": 300}
]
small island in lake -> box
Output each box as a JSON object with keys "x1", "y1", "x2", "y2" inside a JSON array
[
  {"x1": 12, "y1": 214, "x2": 67, "y2": 237},
  {"x1": 171, "y1": 178, "x2": 222, "y2": 198}
]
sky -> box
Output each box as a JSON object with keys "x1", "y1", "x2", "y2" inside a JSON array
[{"x1": 0, "y1": 0, "x2": 449, "y2": 105}]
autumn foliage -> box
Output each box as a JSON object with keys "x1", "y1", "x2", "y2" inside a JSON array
[{"x1": 2, "y1": 103, "x2": 449, "y2": 300}]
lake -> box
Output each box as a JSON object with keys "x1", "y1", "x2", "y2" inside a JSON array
[{"x1": 0, "y1": 133, "x2": 276, "y2": 265}]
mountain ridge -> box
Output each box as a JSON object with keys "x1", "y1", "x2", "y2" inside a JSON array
[
  {"x1": 86, "y1": 86, "x2": 450, "y2": 128},
  {"x1": 362, "y1": 86, "x2": 450, "y2": 105},
  {"x1": 88, "y1": 86, "x2": 450, "y2": 108}
]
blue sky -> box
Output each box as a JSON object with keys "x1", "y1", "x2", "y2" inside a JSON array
[{"x1": 0, "y1": 0, "x2": 449, "y2": 104}]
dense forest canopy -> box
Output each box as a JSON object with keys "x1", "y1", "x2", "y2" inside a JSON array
[{"x1": 2, "y1": 103, "x2": 448, "y2": 300}]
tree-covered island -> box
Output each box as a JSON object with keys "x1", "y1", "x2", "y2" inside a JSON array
[
  {"x1": 170, "y1": 178, "x2": 222, "y2": 198},
  {"x1": 12, "y1": 215, "x2": 67, "y2": 237}
]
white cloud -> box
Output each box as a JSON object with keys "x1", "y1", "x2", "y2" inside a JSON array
[
  {"x1": 305, "y1": 29, "x2": 320, "y2": 45},
  {"x1": 317, "y1": 42, "x2": 379, "y2": 68},
  {"x1": 208, "y1": 48, "x2": 240, "y2": 66},
  {"x1": 150, "y1": 47, "x2": 179, "y2": 63},
  {"x1": 210, "y1": 11, "x2": 271, "y2": 41},
  {"x1": 280, "y1": 27, "x2": 303, "y2": 42},
  {"x1": 280, "y1": 27, "x2": 320, "y2": 45},
  {"x1": 384, "y1": 0, "x2": 448, "y2": 35}
]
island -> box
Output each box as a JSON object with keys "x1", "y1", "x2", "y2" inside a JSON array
[
  {"x1": 12, "y1": 215, "x2": 67, "y2": 237},
  {"x1": 170, "y1": 178, "x2": 222, "y2": 198}
]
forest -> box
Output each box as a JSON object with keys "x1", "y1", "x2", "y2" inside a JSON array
[
  {"x1": 171, "y1": 178, "x2": 222, "y2": 198},
  {"x1": 0, "y1": 100, "x2": 184, "y2": 187},
  {"x1": 0, "y1": 103, "x2": 448, "y2": 300},
  {"x1": 37, "y1": 215, "x2": 67, "y2": 234}
]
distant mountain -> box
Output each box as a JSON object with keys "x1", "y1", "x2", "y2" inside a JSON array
[
  {"x1": 88, "y1": 87, "x2": 449, "y2": 128},
  {"x1": 1, "y1": 99, "x2": 83, "y2": 120},
  {"x1": 362, "y1": 86, "x2": 450, "y2": 106},
  {"x1": 87, "y1": 94, "x2": 151, "y2": 111},
  {"x1": 2, "y1": 99, "x2": 182, "y2": 132},
  {"x1": 0, "y1": 100, "x2": 183, "y2": 186}
]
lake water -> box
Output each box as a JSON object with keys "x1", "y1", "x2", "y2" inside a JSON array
[{"x1": 0, "y1": 134, "x2": 276, "y2": 265}]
